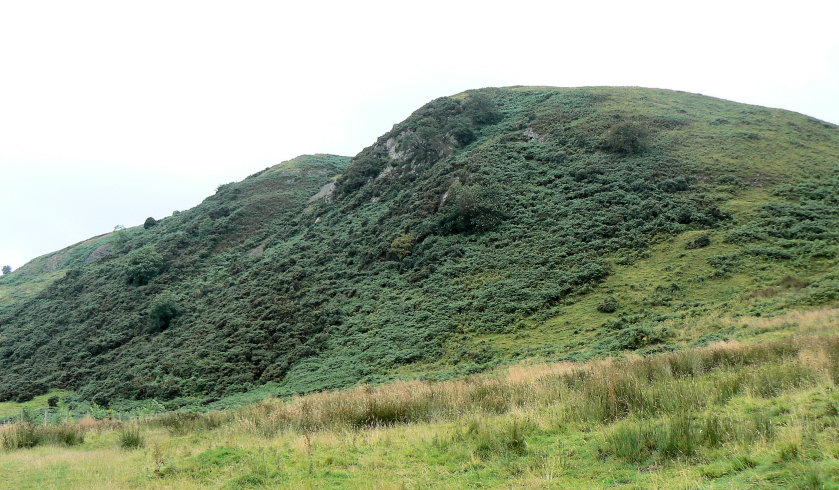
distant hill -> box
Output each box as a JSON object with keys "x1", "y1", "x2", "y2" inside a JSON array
[{"x1": 1, "y1": 87, "x2": 837, "y2": 408}]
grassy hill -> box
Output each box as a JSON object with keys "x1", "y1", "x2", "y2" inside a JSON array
[{"x1": 1, "y1": 86, "x2": 838, "y2": 414}]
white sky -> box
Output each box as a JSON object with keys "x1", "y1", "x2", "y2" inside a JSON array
[{"x1": 1, "y1": 0, "x2": 838, "y2": 270}]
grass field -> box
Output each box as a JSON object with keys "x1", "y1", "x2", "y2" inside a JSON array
[{"x1": 2, "y1": 305, "x2": 838, "y2": 488}]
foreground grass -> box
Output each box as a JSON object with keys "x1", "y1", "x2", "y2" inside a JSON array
[{"x1": 3, "y1": 325, "x2": 839, "y2": 488}]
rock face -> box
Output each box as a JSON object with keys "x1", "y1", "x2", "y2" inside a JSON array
[
  {"x1": 308, "y1": 180, "x2": 336, "y2": 203},
  {"x1": 85, "y1": 244, "x2": 113, "y2": 264}
]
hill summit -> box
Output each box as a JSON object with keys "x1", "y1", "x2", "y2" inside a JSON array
[{"x1": 1, "y1": 86, "x2": 838, "y2": 409}]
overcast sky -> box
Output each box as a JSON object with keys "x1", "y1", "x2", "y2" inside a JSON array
[{"x1": 1, "y1": 1, "x2": 837, "y2": 269}]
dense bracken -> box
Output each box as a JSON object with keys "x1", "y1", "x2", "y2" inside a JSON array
[{"x1": 0, "y1": 87, "x2": 837, "y2": 410}]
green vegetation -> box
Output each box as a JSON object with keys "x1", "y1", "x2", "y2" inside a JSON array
[
  {"x1": 0, "y1": 86, "x2": 837, "y2": 419},
  {"x1": 2, "y1": 320, "x2": 839, "y2": 487}
]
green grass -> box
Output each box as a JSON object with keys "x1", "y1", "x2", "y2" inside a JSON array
[{"x1": 2, "y1": 328, "x2": 839, "y2": 487}]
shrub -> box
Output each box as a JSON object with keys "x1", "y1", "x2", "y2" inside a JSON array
[
  {"x1": 597, "y1": 296, "x2": 620, "y2": 313},
  {"x1": 0, "y1": 423, "x2": 40, "y2": 450},
  {"x1": 685, "y1": 234, "x2": 711, "y2": 249},
  {"x1": 50, "y1": 424, "x2": 85, "y2": 446},
  {"x1": 148, "y1": 293, "x2": 178, "y2": 333},
  {"x1": 439, "y1": 179, "x2": 506, "y2": 234},
  {"x1": 445, "y1": 115, "x2": 476, "y2": 145},
  {"x1": 124, "y1": 246, "x2": 164, "y2": 285},
  {"x1": 388, "y1": 233, "x2": 415, "y2": 260},
  {"x1": 143, "y1": 217, "x2": 157, "y2": 229},
  {"x1": 460, "y1": 418, "x2": 530, "y2": 458},
  {"x1": 402, "y1": 120, "x2": 446, "y2": 163},
  {"x1": 602, "y1": 121, "x2": 648, "y2": 154},
  {"x1": 47, "y1": 396, "x2": 59, "y2": 407},
  {"x1": 464, "y1": 92, "x2": 502, "y2": 125}
]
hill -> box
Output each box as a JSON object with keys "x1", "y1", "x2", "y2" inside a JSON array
[{"x1": 0, "y1": 86, "x2": 838, "y2": 410}]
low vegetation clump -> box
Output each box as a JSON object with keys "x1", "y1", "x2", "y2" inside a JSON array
[
  {"x1": 118, "y1": 423, "x2": 143, "y2": 449},
  {"x1": 0, "y1": 422, "x2": 86, "y2": 450}
]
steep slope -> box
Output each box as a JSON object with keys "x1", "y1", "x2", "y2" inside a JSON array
[{"x1": 0, "y1": 87, "x2": 837, "y2": 408}]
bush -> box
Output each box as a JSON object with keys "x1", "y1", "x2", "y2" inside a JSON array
[
  {"x1": 685, "y1": 234, "x2": 711, "y2": 249},
  {"x1": 148, "y1": 293, "x2": 178, "y2": 333},
  {"x1": 402, "y1": 120, "x2": 446, "y2": 163},
  {"x1": 388, "y1": 233, "x2": 415, "y2": 260},
  {"x1": 597, "y1": 296, "x2": 620, "y2": 313},
  {"x1": 445, "y1": 115, "x2": 476, "y2": 145},
  {"x1": 0, "y1": 423, "x2": 40, "y2": 450},
  {"x1": 143, "y1": 217, "x2": 157, "y2": 229},
  {"x1": 602, "y1": 121, "x2": 648, "y2": 154},
  {"x1": 47, "y1": 396, "x2": 59, "y2": 407},
  {"x1": 124, "y1": 247, "x2": 164, "y2": 285},
  {"x1": 460, "y1": 418, "x2": 530, "y2": 458},
  {"x1": 464, "y1": 92, "x2": 502, "y2": 125},
  {"x1": 439, "y1": 179, "x2": 506, "y2": 234},
  {"x1": 50, "y1": 424, "x2": 85, "y2": 446}
]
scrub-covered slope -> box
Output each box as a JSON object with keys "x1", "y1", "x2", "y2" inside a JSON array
[{"x1": 0, "y1": 87, "x2": 837, "y2": 408}]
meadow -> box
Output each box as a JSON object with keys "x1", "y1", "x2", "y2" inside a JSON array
[{"x1": 2, "y1": 306, "x2": 838, "y2": 488}]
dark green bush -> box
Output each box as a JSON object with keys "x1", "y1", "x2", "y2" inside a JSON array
[
  {"x1": 148, "y1": 293, "x2": 178, "y2": 333},
  {"x1": 144, "y1": 217, "x2": 157, "y2": 229},
  {"x1": 685, "y1": 234, "x2": 711, "y2": 249},
  {"x1": 602, "y1": 121, "x2": 648, "y2": 154},
  {"x1": 124, "y1": 246, "x2": 164, "y2": 285},
  {"x1": 464, "y1": 92, "x2": 502, "y2": 125},
  {"x1": 597, "y1": 296, "x2": 620, "y2": 313},
  {"x1": 438, "y1": 180, "x2": 506, "y2": 234}
]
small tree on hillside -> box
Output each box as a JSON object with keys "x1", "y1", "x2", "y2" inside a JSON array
[
  {"x1": 1, "y1": 265, "x2": 10, "y2": 275},
  {"x1": 439, "y1": 179, "x2": 507, "y2": 234},
  {"x1": 465, "y1": 92, "x2": 502, "y2": 125},
  {"x1": 389, "y1": 233, "x2": 415, "y2": 260}
]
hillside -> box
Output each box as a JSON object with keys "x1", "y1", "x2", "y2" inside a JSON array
[
  {"x1": 3, "y1": 318, "x2": 839, "y2": 487},
  {"x1": 1, "y1": 86, "x2": 838, "y2": 410}
]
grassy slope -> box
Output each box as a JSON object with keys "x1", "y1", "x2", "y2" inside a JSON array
[
  {"x1": 0, "y1": 86, "x2": 837, "y2": 411},
  {"x1": 2, "y1": 308, "x2": 839, "y2": 488}
]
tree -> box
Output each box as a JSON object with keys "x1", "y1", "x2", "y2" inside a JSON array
[
  {"x1": 112, "y1": 225, "x2": 129, "y2": 251},
  {"x1": 1, "y1": 265, "x2": 10, "y2": 275},
  {"x1": 439, "y1": 179, "x2": 507, "y2": 234},
  {"x1": 465, "y1": 92, "x2": 502, "y2": 125},
  {"x1": 144, "y1": 217, "x2": 157, "y2": 229},
  {"x1": 402, "y1": 119, "x2": 445, "y2": 163},
  {"x1": 389, "y1": 233, "x2": 415, "y2": 260}
]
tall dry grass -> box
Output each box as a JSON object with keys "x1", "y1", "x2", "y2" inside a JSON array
[
  {"x1": 232, "y1": 334, "x2": 839, "y2": 435},
  {"x1": 3, "y1": 330, "x2": 837, "y2": 455}
]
